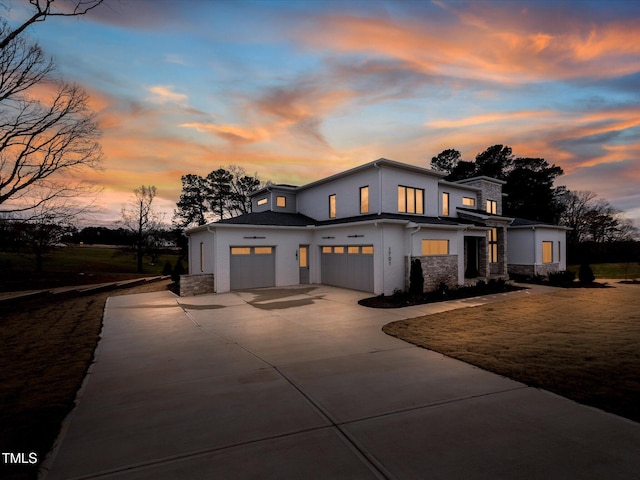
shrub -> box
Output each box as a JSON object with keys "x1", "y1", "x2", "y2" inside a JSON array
[
  {"x1": 578, "y1": 263, "x2": 595, "y2": 283},
  {"x1": 548, "y1": 270, "x2": 576, "y2": 286},
  {"x1": 161, "y1": 260, "x2": 173, "y2": 276},
  {"x1": 409, "y1": 259, "x2": 424, "y2": 296},
  {"x1": 171, "y1": 259, "x2": 186, "y2": 283}
]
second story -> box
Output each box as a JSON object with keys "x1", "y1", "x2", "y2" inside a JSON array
[{"x1": 249, "y1": 158, "x2": 505, "y2": 221}]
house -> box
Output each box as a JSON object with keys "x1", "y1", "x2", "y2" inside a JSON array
[{"x1": 184, "y1": 158, "x2": 567, "y2": 296}]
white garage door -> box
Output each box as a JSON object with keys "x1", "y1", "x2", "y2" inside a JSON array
[
  {"x1": 230, "y1": 246, "x2": 275, "y2": 290},
  {"x1": 321, "y1": 245, "x2": 374, "y2": 292}
]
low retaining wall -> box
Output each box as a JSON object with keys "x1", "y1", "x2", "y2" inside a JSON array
[
  {"x1": 180, "y1": 274, "x2": 214, "y2": 296},
  {"x1": 508, "y1": 263, "x2": 560, "y2": 278}
]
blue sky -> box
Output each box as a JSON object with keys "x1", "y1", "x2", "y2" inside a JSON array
[{"x1": 6, "y1": 0, "x2": 640, "y2": 225}]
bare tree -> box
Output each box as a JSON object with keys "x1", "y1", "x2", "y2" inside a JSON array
[
  {"x1": 120, "y1": 185, "x2": 163, "y2": 274},
  {"x1": 0, "y1": 4, "x2": 104, "y2": 216},
  {"x1": 0, "y1": 1, "x2": 105, "y2": 50}
]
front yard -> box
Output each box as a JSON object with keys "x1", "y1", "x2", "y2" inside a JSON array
[{"x1": 384, "y1": 283, "x2": 640, "y2": 422}]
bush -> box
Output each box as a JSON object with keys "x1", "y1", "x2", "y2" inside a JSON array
[
  {"x1": 578, "y1": 263, "x2": 595, "y2": 283},
  {"x1": 161, "y1": 260, "x2": 173, "y2": 276},
  {"x1": 548, "y1": 270, "x2": 575, "y2": 286},
  {"x1": 171, "y1": 259, "x2": 186, "y2": 283},
  {"x1": 409, "y1": 259, "x2": 424, "y2": 296}
]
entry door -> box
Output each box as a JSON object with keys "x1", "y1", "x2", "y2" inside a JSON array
[{"x1": 299, "y1": 245, "x2": 309, "y2": 284}]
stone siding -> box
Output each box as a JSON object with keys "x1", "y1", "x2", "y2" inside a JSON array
[
  {"x1": 180, "y1": 274, "x2": 214, "y2": 296},
  {"x1": 406, "y1": 255, "x2": 458, "y2": 292},
  {"x1": 508, "y1": 263, "x2": 560, "y2": 278}
]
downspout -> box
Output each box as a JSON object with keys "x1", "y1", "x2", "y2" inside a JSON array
[
  {"x1": 532, "y1": 226, "x2": 537, "y2": 277},
  {"x1": 207, "y1": 225, "x2": 216, "y2": 292},
  {"x1": 375, "y1": 222, "x2": 384, "y2": 294}
]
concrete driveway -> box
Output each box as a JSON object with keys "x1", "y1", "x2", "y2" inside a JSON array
[{"x1": 43, "y1": 285, "x2": 640, "y2": 479}]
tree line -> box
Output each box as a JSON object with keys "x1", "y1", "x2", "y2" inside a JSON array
[{"x1": 431, "y1": 145, "x2": 638, "y2": 262}]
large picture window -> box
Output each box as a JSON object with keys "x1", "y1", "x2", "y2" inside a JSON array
[
  {"x1": 398, "y1": 186, "x2": 424, "y2": 214},
  {"x1": 422, "y1": 239, "x2": 449, "y2": 255}
]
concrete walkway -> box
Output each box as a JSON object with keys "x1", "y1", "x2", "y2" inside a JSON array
[{"x1": 42, "y1": 284, "x2": 640, "y2": 479}]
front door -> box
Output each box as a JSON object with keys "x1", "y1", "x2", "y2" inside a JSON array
[
  {"x1": 465, "y1": 237, "x2": 479, "y2": 278},
  {"x1": 299, "y1": 245, "x2": 309, "y2": 284}
]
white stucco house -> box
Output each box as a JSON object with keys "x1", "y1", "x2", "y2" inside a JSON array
[{"x1": 184, "y1": 158, "x2": 568, "y2": 296}]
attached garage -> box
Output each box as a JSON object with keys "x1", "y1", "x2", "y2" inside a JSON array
[
  {"x1": 321, "y1": 245, "x2": 374, "y2": 292},
  {"x1": 230, "y1": 246, "x2": 275, "y2": 290}
]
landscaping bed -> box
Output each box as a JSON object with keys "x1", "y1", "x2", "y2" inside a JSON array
[{"x1": 359, "y1": 279, "x2": 525, "y2": 308}]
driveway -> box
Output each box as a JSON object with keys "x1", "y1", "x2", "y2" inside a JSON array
[{"x1": 43, "y1": 285, "x2": 640, "y2": 479}]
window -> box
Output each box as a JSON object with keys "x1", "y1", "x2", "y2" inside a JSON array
[
  {"x1": 329, "y1": 194, "x2": 336, "y2": 218},
  {"x1": 462, "y1": 197, "x2": 476, "y2": 207},
  {"x1": 542, "y1": 241, "x2": 553, "y2": 263},
  {"x1": 231, "y1": 247, "x2": 251, "y2": 255},
  {"x1": 348, "y1": 246, "x2": 360, "y2": 254},
  {"x1": 322, "y1": 246, "x2": 332, "y2": 254},
  {"x1": 487, "y1": 199, "x2": 497, "y2": 214},
  {"x1": 422, "y1": 239, "x2": 449, "y2": 255},
  {"x1": 257, "y1": 197, "x2": 268, "y2": 206},
  {"x1": 362, "y1": 246, "x2": 374, "y2": 254},
  {"x1": 398, "y1": 186, "x2": 424, "y2": 214},
  {"x1": 299, "y1": 247, "x2": 308, "y2": 267},
  {"x1": 254, "y1": 247, "x2": 273, "y2": 255},
  {"x1": 360, "y1": 186, "x2": 369, "y2": 214},
  {"x1": 200, "y1": 242, "x2": 204, "y2": 272},
  {"x1": 276, "y1": 196, "x2": 286, "y2": 207},
  {"x1": 488, "y1": 228, "x2": 498, "y2": 263},
  {"x1": 333, "y1": 246, "x2": 344, "y2": 253},
  {"x1": 442, "y1": 192, "x2": 449, "y2": 216}
]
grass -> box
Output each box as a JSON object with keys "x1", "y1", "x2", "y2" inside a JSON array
[
  {"x1": 0, "y1": 245, "x2": 182, "y2": 291},
  {"x1": 0, "y1": 280, "x2": 173, "y2": 480},
  {"x1": 567, "y1": 262, "x2": 640, "y2": 279},
  {"x1": 383, "y1": 283, "x2": 640, "y2": 423}
]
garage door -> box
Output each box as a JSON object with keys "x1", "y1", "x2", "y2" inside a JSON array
[
  {"x1": 321, "y1": 245, "x2": 374, "y2": 292},
  {"x1": 230, "y1": 246, "x2": 275, "y2": 290}
]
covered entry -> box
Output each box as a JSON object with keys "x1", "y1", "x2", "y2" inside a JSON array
[
  {"x1": 321, "y1": 245, "x2": 374, "y2": 292},
  {"x1": 230, "y1": 246, "x2": 275, "y2": 290}
]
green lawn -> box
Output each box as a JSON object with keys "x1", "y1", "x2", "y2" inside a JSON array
[
  {"x1": 1, "y1": 245, "x2": 181, "y2": 274},
  {"x1": 567, "y1": 262, "x2": 640, "y2": 280}
]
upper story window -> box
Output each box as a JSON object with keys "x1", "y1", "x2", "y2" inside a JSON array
[
  {"x1": 398, "y1": 186, "x2": 424, "y2": 214},
  {"x1": 487, "y1": 199, "x2": 497, "y2": 214},
  {"x1": 329, "y1": 194, "x2": 336, "y2": 218},
  {"x1": 276, "y1": 196, "x2": 286, "y2": 207},
  {"x1": 442, "y1": 192, "x2": 449, "y2": 216},
  {"x1": 462, "y1": 197, "x2": 476, "y2": 207},
  {"x1": 257, "y1": 197, "x2": 268, "y2": 206},
  {"x1": 360, "y1": 186, "x2": 369, "y2": 214},
  {"x1": 542, "y1": 241, "x2": 553, "y2": 263}
]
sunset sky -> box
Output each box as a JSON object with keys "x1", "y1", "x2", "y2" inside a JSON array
[{"x1": 7, "y1": 0, "x2": 640, "y2": 226}]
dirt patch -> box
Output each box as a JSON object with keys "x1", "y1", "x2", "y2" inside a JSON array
[
  {"x1": 383, "y1": 284, "x2": 640, "y2": 423},
  {"x1": 0, "y1": 280, "x2": 173, "y2": 480}
]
